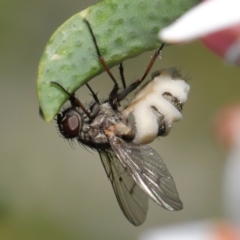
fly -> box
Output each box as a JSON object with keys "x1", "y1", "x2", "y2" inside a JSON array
[{"x1": 52, "y1": 18, "x2": 190, "y2": 226}]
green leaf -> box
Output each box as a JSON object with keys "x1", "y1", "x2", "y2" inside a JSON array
[{"x1": 37, "y1": 0, "x2": 199, "y2": 122}]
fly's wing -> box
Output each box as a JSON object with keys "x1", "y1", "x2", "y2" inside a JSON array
[
  {"x1": 98, "y1": 149, "x2": 148, "y2": 226},
  {"x1": 109, "y1": 136, "x2": 183, "y2": 211}
]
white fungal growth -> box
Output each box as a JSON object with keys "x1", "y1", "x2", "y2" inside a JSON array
[{"x1": 122, "y1": 68, "x2": 190, "y2": 144}]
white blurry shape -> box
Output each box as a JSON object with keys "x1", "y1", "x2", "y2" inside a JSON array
[
  {"x1": 223, "y1": 137, "x2": 240, "y2": 226},
  {"x1": 224, "y1": 38, "x2": 240, "y2": 64},
  {"x1": 159, "y1": 0, "x2": 240, "y2": 43},
  {"x1": 138, "y1": 221, "x2": 213, "y2": 240}
]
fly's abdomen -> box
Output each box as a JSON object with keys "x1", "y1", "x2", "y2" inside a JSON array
[{"x1": 122, "y1": 68, "x2": 190, "y2": 144}]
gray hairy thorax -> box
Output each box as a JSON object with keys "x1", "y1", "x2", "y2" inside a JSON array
[{"x1": 79, "y1": 102, "x2": 126, "y2": 149}]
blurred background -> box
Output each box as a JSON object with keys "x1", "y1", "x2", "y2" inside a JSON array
[{"x1": 1, "y1": 0, "x2": 240, "y2": 239}]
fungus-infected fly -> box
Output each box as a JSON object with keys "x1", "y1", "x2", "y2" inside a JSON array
[{"x1": 53, "y1": 19, "x2": 190, "y2": 226}]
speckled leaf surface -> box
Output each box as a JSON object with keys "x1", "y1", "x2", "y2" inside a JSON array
[{"x1": 37, "y1": 0, "x2": 199, "y2": 122}]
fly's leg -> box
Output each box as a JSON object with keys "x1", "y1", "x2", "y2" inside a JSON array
[
  {"x1": 84, "y1": 18, "x2": 165, "y2": 107},
  {"x1": 119, "y1": 63, "x2": 126, "y2": 89},
  {"x1": 85, "y1": 83, "x2": 102, "y2": 118},
  {"x1": 116, "y1": 43, "x2": 165, "y2": 102},
  {"x1": 51, "y1": 82, "x2": 92, "y2": 119},
  {"x1": 86, "y1": 83, "x2": 99, "y2": 104},
  {"x1": 83, "y1": 19, "x2": 119, "y2": 108}
]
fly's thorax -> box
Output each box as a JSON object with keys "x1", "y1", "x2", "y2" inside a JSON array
[
  {"x1": 122, "y1": 68, "x2": 190, "y2": 145},
  {"x1": 79, "y1": 102, "x2": 127, "y2": 147}
]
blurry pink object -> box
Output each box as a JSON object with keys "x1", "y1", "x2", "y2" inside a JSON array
[
  {"x1": 159, "y1": 0, "x2": 240, "y2": 66},
  {"x1": 202, "y1": 25, "x2": 240, "y2": 65},
  {"x1": 214, "y1": 104, "x2": 240, "y2": 149}
]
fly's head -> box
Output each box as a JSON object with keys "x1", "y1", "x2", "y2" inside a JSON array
[
  {"x1": 57, "y1": 107, "x2": 82, "y2": 139},
  {"x1": 52, "y1": 82, "x2": 101, "y2": 141}
]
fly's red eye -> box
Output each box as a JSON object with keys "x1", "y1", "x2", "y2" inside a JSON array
[{"x1": 58, "y1": 111, "x2": 82, "y2": 139}]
